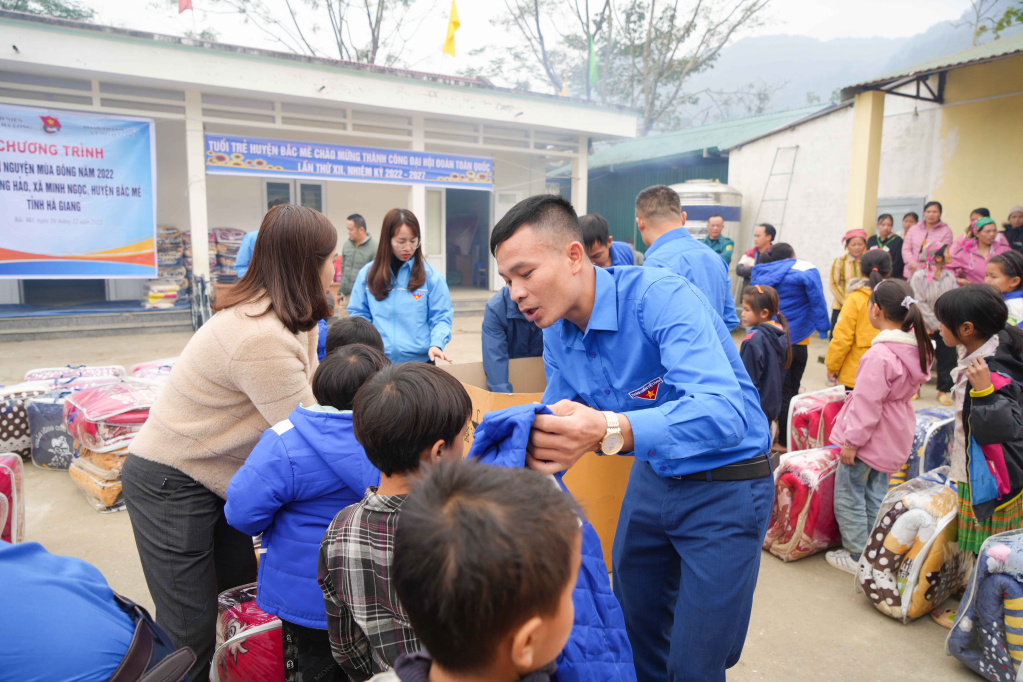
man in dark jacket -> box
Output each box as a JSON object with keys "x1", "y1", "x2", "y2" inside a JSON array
[
  {"x1": 751, "y1": 243, "x2": 831, "y2": 448},
  {"x1": 735, "y1": 223, "x2": 775, "y2": 290},
  {"x1": 482, "y1": 286, "x2": 544, "y2": 392},
  {"x1": 1003, "y1": 206, "x2": 1023, "y2": 253}
]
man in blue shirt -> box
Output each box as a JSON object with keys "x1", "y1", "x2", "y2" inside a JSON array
[
  {"x1": 637, "y1": 185, "x2": 740, "y2": 330},
  {"x1": 491, "y1": 194, "x2": 773, "y2": 682},
  {"x1": 580, "y1": 213, "x2": 634, "y2": 268},
  {"x1": 482, "y1": 286, "x2": 544, "y2": 392},
  {"x1": 234, "y1": 197, "x2": 289, "y2": 278}
]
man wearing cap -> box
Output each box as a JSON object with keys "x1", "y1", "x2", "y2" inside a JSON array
[
  {"x1": 1003, "y1": 206, "x2": 1023, "y2": 253},
  {"x1": 491, "y1": 193, "x2": 773, "y2": 682}
]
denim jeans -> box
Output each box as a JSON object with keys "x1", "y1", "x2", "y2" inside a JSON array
[{"x1": 833, "y1": 458, "x2": 890, "y2": 558}]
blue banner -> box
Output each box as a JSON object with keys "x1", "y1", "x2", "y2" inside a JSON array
[
  {"x1": 0, "y1": 105, "x2": 157, "y2": 279},
  {"x1": 204, "y1": 134, "x2": 493, "y2": 191}
]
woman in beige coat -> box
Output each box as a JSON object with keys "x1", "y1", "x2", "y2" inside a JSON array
[{"x1": 122, "y1": 204, "x2": 337, "y2": 680}]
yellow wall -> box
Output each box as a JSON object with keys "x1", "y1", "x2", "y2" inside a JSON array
[{"x1": 931, "y1": 53, "x2": 1023, "y2": 232}]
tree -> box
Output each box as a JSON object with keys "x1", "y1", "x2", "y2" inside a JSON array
[
  {"x1": 0, "y1": 0, "x2": 95, "y2": 21},
  {"x1": 976, "y1": 1, "x2": 1023, "y2": 40},
  {"x1": 953, "y1": 0, "x2": 1004, "y2": 46}
]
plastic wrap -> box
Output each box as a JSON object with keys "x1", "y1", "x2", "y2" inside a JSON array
[
  {"x1": 856, "y1": 466, "x2": 973, "y2": 624},
  {"x1": 947, "y1": 529, "x2": 1023, "y2": 680},
  {"x1": 28, "y1": 390, "x2": 78, "y2": 470},
  {"x1": 763, "y1": 446, "x2": 842, "y2": 561},
  {"x1": 889, "y1": 407, "x2": 956, "y2": 490},
  {"x1": 0, "y1": 453, "x2": 24, "y2": 543},
  {"x1": 23, "y1": 365, "x2": 126, "y2": 383},
  {"x1": 786, "y1": 386, "x2": 846, "y2": 452},
  {"x1": 68, "y1": 457, "x2": 124, "y2": 512},
  {"x1": 130, "y1": 358, "x2": 178, "y2": 383},
  {"x1": 212, "y1": 583, "x2": 284, "y2": 682},
  {"x1": 0, "y1": 382, "x2": 52, "y2": 458},
  {"x1": 75, "y1": 444, "x2": 128, "y2": 472},
  {"x1": 63, "y1": 380, "x2": 158, "y2": 452}
]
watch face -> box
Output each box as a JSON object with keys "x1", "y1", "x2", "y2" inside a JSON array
[{"x1": 602, "y1": 432, "x2": 624, "y2": 455}]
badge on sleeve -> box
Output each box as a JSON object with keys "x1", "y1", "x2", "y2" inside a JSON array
[
  {"x1": 628, "y1": 377, "x2": 663, "y2": 400},
  {"x1": 726, "y1": 244, "x2": 733, "y2": 251}
]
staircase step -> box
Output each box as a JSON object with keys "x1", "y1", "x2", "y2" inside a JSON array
[
  {"x1": 0, "y1": 310, "x2": 191, "y2": 331},
  {"x1": 0, "y1": 319, "x2": 194, "y2": 342}
]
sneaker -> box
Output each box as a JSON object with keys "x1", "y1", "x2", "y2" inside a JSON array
[
  {"x1": 825, "y1": 549, "x2": 859, "y2": 575},
  {"x1": 911, "y1": 391, "x2": 920, "y2": 401},
  {"x1": 938, "y1": 392, "x2": 953, "y2": 406}
]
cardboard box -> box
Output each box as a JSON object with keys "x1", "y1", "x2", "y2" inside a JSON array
[{"x1": 443, "y1": 357, "x2": 634, "y2": 571}]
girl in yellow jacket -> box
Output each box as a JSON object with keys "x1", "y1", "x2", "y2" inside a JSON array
[{"x1": 826, "y1": 249, "x2": 891, "y2": 389}]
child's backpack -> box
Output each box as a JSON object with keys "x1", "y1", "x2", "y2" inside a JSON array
[
  {"x1": 947, "y1": 529, "x2": 1023, "y2": 678},
  {"x1": 855, "y1": 467, "x2": 973, "y2": 624},
  {"x1": 763, "y1": 446, "x2": 842, "y2": 561},
  {"x1": 211, "y1": 584, "x2": 284, "y2": 682},
  {"x1": 888, "y1": 407, "x2": 955, "y2": 490},
  {"x1": 786, "y1": 386, "x2": 846, "y2": 451}
]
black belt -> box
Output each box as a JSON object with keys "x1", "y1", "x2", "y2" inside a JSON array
[
  {"x1": 673, "y1": 454, "x2": 773, "y2": 482},
  {"x1": 108, "y1": 594, "x2": 195, "y2": 682}
]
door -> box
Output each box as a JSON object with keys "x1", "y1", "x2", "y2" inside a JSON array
[
  {"x1": 490, "y1": 190, "x2": 521, "y2": 290},
  {"x1": 425, "y1": 188, "x2": 446, "y2": 276}
]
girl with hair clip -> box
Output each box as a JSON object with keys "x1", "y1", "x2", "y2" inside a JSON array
[
  {"x1": 825, "y1": 249, "x2": 892, "y2": 390},
  {"x1": 911, "y1": 244, "x2": 958, "y2": 405},
  {"x1": 929, "y1": 285, "x2": 1023, "y2": 625},
  {"x1": 824, "y1": 280, "x2": 934, "y2": 574},
  {"x1": 986, "y1": 250, "x2": 1023, "y2": 328},
  {"x1": 739, "y1": 285, "x2": 792, "y2": 429}
]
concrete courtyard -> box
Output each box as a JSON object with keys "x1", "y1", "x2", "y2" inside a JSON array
[{"x1": 4, "y1": 326, "x2": 973, "y2": 681}]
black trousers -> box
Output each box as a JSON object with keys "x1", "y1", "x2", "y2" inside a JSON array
[
  {"x1": 829, "y1": 308, "x2": 841, "y2": 339},
  {"x1": 122, "y1": 455, "x2": 258, "y2": 682},
  {"x1": 282, "y1": 620, "x2": 343, "y2": 682},
  {"x1": 777, "y1": 344, "x2": 808, "y2": 445},
  {"x1": 933, "y1": 330, "x2": 957, "y2": 393}
]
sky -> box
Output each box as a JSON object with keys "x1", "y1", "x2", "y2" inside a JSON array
[{"x1": 81, "y1": 0, "x2": 972, "y2": 81}]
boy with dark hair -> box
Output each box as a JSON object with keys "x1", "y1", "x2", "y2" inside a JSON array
[
  {"x1": 327, "y1": 316, "x2": 385, "y2": 356},
  {"x1": 318, "y1": 363, "x2": 472, "y2": 680},
  {"x1": 579, "y1": 213, "x2": 634, "y2": 268},
  {"x1": 368, "y1": 459, "x2": 582, "y2": 682},
  {"x1": 225, "y1": 344, "x2": 389, "y2": 682}
]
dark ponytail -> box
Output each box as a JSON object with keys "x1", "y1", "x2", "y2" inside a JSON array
[
  {"x1": 870, "y1": 279, "x2": 934, "y2": 373},
  {"x1": 860, "y1": 249, "x2": 892, "y2": 290},
  {"x1": 742, "y1": 285, "x2": 792, "y2": 369},
  {"x1": 935, "y1": 284, "x2": 1023, "y2": 356}
]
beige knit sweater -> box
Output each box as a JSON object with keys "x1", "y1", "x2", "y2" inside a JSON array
[{"x1": 129, "y1": 297, "x2": 318, "y2": 497}]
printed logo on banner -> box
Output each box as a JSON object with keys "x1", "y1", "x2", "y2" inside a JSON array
[
  {"x1": 628, "y1": 377, "x2": 663, "y2": 401},
  {"x1": 39, "y1": 115, "x2": 61, "y2": 134}
]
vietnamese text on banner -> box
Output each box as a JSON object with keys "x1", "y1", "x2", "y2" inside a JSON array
[
  {"x1": 204, "y1": 134, "x2": 493, "y2": 191},
  {"x1": 0, "y1": 104, "x2": 157, "y2": 279}
]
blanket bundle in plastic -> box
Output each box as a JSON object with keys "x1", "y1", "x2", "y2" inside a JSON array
[
  {"x1": 889, "y1": 407, "x2": 956, "y2": 490},
  {"x1": 0, "y1": 382, "x2": 52, "y2": 457},
  {"x1": 63, "y1": 380, "x2": 159, "y2": 453},
  {"x1": 947, "y1": 529, "x2": 1023, "y2": 680},
  {"x1": 213, "y1": 227, "x2": 245, "y2": 276},
  {"x1": 28, "y1": 389, "x2": 81, "y2": 470},
  {"x1": 142, "y1": 280, "x2": 183, "y2": 310},
  {"x1": 786, "y1": 386, "x2": 846, "y2": 452},
  {"x1": 212, "y1": 583, "x2": 284, "y2": 682},
  {"x1": 129, "y1": 358, "x2": 178, "y2": 383},
  {"x1": 23, "y1": 365, "x2": 126, "y2": 383},
  {"x1": 856, "y1": 467, "x2": 973, "y2": 624},
  {"x1": 763, "y1": 446, "x2": 842, "y2": 561},
  {"x1": 0, "y1": 453, "x2": 24, "y2": 543}
]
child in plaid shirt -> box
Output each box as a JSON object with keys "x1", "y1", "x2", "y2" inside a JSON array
[{"x1": 317, "y1": 363, "x2": 471, "y2": 680}]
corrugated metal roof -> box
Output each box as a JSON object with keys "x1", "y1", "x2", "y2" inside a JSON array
[
  {"x1": 843, "y1": 30, "x2": 1023, "y2": 94},
  {"x1": 553, "y1": 104, "x2": 832, "y2": 175}
]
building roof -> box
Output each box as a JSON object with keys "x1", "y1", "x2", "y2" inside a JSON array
[
  {"x1": 721, "y1": 100, "x2": 852, "y2": 151},
  {"x1": 0, "y1": 9, "x2": 636, "y2": 114},
  {"x1": 842, "y1": 30, "x2": 1023, "y2": 98},
  {"x1": 551, "y1": 104, "x2": 832, "y2": 175}
]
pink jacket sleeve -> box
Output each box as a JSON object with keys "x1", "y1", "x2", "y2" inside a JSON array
[
  {"x1": 902, "y1": 226, "x2": 921, "y2": 275},
  {"x1": 829, "y1": 351, "x2": 891, "y2": 450}
]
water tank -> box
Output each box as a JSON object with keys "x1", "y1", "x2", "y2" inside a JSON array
[{"x1": 668, "y1": 179, "x2": 742, "y2": 241}]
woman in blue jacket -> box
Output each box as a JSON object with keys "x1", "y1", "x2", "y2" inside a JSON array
[{"x1": 347, "y1": 209, "x2": 454, "y2": 364}]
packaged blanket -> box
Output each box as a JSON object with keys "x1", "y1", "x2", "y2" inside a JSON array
[
  {"x1": 0, "y1": 382, "x2": 52, "y2": 458},
  {"x1": 856, "y1": 467, "x2": 973, "y2": 624},
  {"x1": 28, "y1": 390, "x2": 78, "y2": 470},
  {"x1": 23, "y1": 365, "x2": 125, "y2": 383},
  {"x1": 68, "y1": 458, "x2": 123, "y2": 512},
  {"x1": 889, "y1": 407, "x2": 955, "y2": 490},
  {"x1": 0, "y1": 453, "x2": 24, "y2": 543},
  {"x1": 467, "y1": 404, "x2": 636, "y2": 682},
  {"x1": 75, "y1": 444, "x2": 128, "y2": 472},
  {"x1": 763, "y1": 446, "x2": 842, "y2": 561},
  {"x1": 947, "y1": 529, "x2": 1023, "y2": 680},
  {"x1": 212, "y1": 583, "x2": 284, "y2": 682},
  {"x1": 130, "y1": 358, "x2": 177, "y2": 383},
  {"x1": 63, "y1": 380, "x2": 158, "y2": 453},
  {"x1": 786, "y1": 386, "x2": 846, "y2": 452}
]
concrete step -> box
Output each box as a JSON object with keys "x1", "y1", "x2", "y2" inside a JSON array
[
  {"x1": 0, "y1": 320, "x2": 195, "y2": 342},
  {"x1": 0, "y1": 309, "x2": 191, "y2": 331}
]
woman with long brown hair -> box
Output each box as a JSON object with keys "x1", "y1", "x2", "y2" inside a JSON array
[
  {"x1": 347, "y1": 208, "x2": 454, "y2": 364},
  {"x1": 122, "y1": 204, "x2": 337, "y2": 681}
]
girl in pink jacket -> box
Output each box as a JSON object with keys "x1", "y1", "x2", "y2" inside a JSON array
[
  {"x1": 824, "y1": 279, "x2": 935, "y2": 574},
  {"x1": 902, "y1": 201, "x2": 953, "y2": 278},
  {"x1": 950, "y1": 217, "x2": 1010, "y2": 285}
]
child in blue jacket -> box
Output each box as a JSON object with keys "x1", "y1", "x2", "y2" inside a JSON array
[
  {"x1": 225, "y1": 344, "x2": 389, "y2": 682},
  {"x1": 739, "y1": 285, "x2": 792, "y2": 423}
]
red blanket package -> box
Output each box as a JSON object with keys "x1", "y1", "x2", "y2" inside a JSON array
[
  {"x1": 763, "y1": 446, "x2": 842, "y2": 561},
  {"x1": 64, "y1": 380, "x2": 160, "y2": 453},
  {"x1": 786, "y1": 386, "x2": 846, "y2": 452},
  {"x1": 212, "y1": 584, "x2": 283, "y2": 682},
  {"x1": 129, "y1": 358, "x2": 178, "y2": 383},
  {"x1": 0, "y1": 453, "x2": 24, "y2": 543}
]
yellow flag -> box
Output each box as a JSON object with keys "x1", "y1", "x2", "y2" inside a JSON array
[{"x1": 443, "y1": 0, "x2": 459, "y2": 57}]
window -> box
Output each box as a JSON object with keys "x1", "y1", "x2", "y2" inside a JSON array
[{"x1": 262, "y1": 179, "x2": 327, "y2": 213}]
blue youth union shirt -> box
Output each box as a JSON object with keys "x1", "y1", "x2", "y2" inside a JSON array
[
  {"x1": 643, "y1": 227, "x2": 739, "y2": 330},
  {"x1": 541, "y1": 266, "x2": 770, "y2": 477}
]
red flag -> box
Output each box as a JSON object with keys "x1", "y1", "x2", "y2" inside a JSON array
[{"x1": 179, "y1": 0, "x2": 192, "y2": 13}]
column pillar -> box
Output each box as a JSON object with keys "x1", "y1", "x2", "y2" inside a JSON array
[
  {"x1": 410, "y1": 116, "x2": 427, "y2": 231},
  {"x1": 184, "y1": 91, "x2": 210, "y2": 278},
  {"x1": 845, "y1": 90, "x2": 885, "y2": 235},
  {"x1": 571, "y1": 145, "x2": 588, "y2": 215}
]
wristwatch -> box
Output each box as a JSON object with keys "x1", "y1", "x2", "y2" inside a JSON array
[{"x1": 598, "y1": 411, "x2": 624, "y2": 456}]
